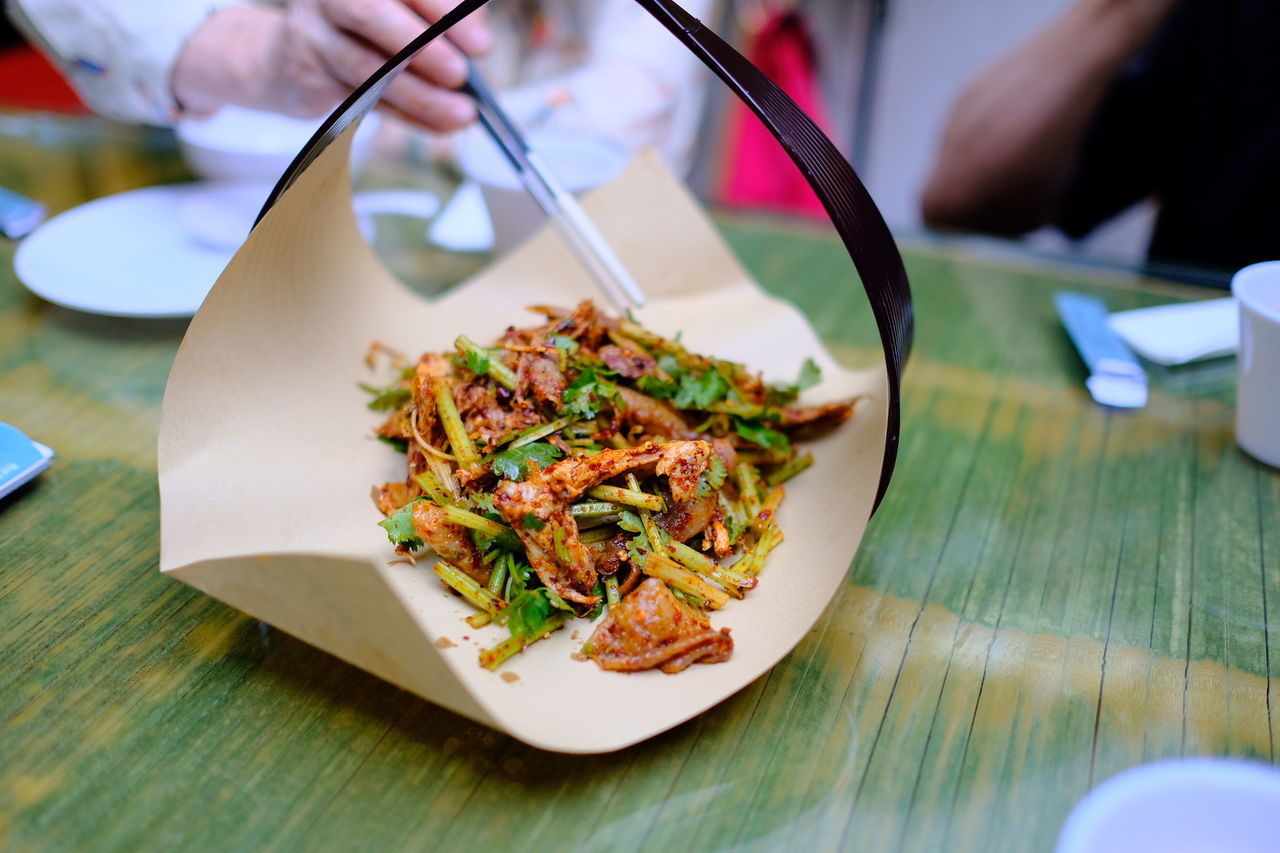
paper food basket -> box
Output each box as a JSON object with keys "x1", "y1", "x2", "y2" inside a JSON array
[{"x1": 157, "y1": 0, "x2": 913, "y2": 753}]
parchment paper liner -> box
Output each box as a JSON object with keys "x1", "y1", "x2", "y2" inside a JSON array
[{"x1": 158, "y1": 127, "x2": 887, "y2": 753}]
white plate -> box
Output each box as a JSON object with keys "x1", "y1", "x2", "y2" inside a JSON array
[
  {"x1": 15, "y1": 184, "x2": 234, "y2": 318},
  {"x1": 14, "y1": 182, "x2": 441, "y2": 318}
]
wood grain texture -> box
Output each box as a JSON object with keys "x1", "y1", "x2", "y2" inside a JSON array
[{"x1": 2, "y1": 114, "x2": 1277, "y2": 852}]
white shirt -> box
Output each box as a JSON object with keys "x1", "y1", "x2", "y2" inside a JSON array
[{"x1": 8, "y1": 0, "x2": 717, "y2": 170}]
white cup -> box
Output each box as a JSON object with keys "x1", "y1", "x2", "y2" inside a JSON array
[
  {"x1": 1233, "y1": 261, "x2": 1280, "y2": 467},
  {"x1": 1057, "y1": 759, "x2": 1280, "y2": 853},
  {"x1": 457, "y1": 129, "x2": 628, "y2": 254}
]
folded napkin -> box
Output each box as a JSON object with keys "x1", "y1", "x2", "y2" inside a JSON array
[
  {"x1": 1108, "y1": 298, "x2": 1238, "y2": 366},
  {"x1": 0, "y1": 422, "x2": 54, "y2": 500}
]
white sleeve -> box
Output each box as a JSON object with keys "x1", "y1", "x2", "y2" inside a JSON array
[{"x1": 7, "y1": 0, "x2": 242, "y2": 125}]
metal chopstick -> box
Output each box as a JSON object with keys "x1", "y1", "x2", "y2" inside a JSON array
[{"x1": 458, "y1": 60, "x2": 647, "y2": 310}]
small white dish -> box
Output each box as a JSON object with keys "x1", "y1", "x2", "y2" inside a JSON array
[
  {"x1": 1057, "y1": 759, "x2": 1280, "y2": 853},
  {"x1": 16, "y1": 183, "x2": 234, "y2": 318},
  {"x1": 176, "y1": 105, "x2": 380, "y2": 182}
]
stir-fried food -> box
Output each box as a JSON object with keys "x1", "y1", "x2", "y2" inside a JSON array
[{"x1": 366, "y1": 301, "x2": 854, "y2": 673}]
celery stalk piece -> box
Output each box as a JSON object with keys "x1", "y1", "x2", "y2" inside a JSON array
[
  {"x1": 479, "y1": 613, "x2": 567, "y2": 670},
  {"x1": 430, "y1": 376, "x2": 481, "y2": 471},
  {"x1": 467, "y1": 611, "x2": 493, "y2": 628},
  {"x1": 766, "y1": 452, "x2": 813, "y2": 487},
  {"x1": 506, "y1": 414, "x2": 575, "y2": 450},
  {"x1": 665, "y1": 540, "x2": 755, "y2": 597},
  {"x1": 735, "y1": 463, "x2": 763, "y2": 518},
  {"x1": 414, "y1": 470, "x2": 453, "y2": 505},
  {"x1": 570, "y1": 501, "x2": 624, "y2": 518},
  {"x1": 440, "y1": 504, "x2": 510, "y2": 538},
  {"x1": 486, "y1": 555, "x2": 510, "y2": 597},
  {"x1": 578, "y1": 526, "x2": 617, "y2": 545},
  {"x1": 585, "y1": 484, "x2": 665, "y2": 512},
  {"x1": 740, "y1": 525, "x2": 784, "y2": 577},
  {"x1": 455, "y1": 335, "x2": 517, "y2": 390},
  {"x1": 433, "y1": 561, "x2": 505, "y2": 616},
  {"x1": 642, "y1": 553, "x2": 730, "y2": 610},
  {"x1": 605, "y1": 575, "x2": 621, "y2": 608},
  {"x1": 422, "y1": 455, "x2": 461, "y2": 503}
]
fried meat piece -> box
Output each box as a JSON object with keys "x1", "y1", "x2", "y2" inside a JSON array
[
  {"x1": 493, "y1": 441, "x2": 715, "y2": 605},
  {"x1": 515, "y1": 350, "x2": 566, "y2": 409},
  {"x1": 654, "y1": 493, "x2": 717, "y2": 543},
  {"x1": 587, "y1": 533, "x2": 631, "y2": 578},
  {"x1": 411, "y1": 502, "x2": 491, "y2": 584},
  {"x1": 598, "y1": 344, "x2": 656, "y2": 379},
  {"x1": 373, "y1": 481, "x2": 418, "y2": 517},
  {"x1": 492, "y1": 479, "x2": 598, "y2": 605},
  {"x1": 587, "y1": 578, "x2": 733, "y2": 673},
  {"x1": 779, "y1": 400, "x2": 856, "y2": 438},
  {"x1": 453, "y1": 378, "x2": 541, "y2": 447},
  {"x1": 616, "y1": 386, "x2": 698, "y2": 440},
  {"x1": 542, "y1": 441, "x2": 714, "y2": 504}
]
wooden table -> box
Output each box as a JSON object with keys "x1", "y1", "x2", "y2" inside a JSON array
[{"x1": 2, "y1": 114, "x2": 1277, "y2": 852}]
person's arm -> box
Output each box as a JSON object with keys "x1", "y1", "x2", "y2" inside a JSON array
[
  {"x1": 8, "y1": 0, "x2": 490, "y2": 130},
  {"x1": 173, "y1": 0, "x2": 492, "y2": 131},
  {"x1": 920, "y1": 0, "x2": 1177, "y2": 235}
]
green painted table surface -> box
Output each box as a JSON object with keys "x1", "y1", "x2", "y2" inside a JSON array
[{"x1": 2, "y1": 115, "x2": 1278, "y2": 852}]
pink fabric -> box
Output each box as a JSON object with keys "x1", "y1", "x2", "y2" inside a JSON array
[{"x1": 720, "y1": 10, "x2": 832, "y2": 219}]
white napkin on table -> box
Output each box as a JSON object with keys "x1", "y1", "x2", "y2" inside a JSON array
[{"x1": 1108, "y1": 298, "x2": 1237, "y2": 366}]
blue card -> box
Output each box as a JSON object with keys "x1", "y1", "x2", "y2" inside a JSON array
[{"x1": 0, "y1": 423, "x2": 54, "y2": 500}]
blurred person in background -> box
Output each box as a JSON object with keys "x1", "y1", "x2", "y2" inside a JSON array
[
  {"x1": 7, "y1": 0, "x2": 715, "y2": 172},
  {"x1": 920, "y1": 0, "x2": 1280, "y2": 285}
]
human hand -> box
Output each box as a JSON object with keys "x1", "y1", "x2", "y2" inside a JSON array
[{"x1": 174, "y1": 0, "x2": 492, "y2": 131}]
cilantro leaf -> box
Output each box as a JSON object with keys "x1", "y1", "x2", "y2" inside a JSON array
[
  {"x1": 378, "y1": 499, "x2": 424, "y2": 551},
  {"x1": 489, "y1": 441, "x2": 563, "y2": 481},
  {"x1": 724, "y1": 512, "x2": 746, "y2": 546},
  {"x1": 521, "y1": 512, "x2": 546, "y2": 530},
  {"x1": 765, "y1": 358, "x2": 824, "y2": 407},
  {"x1": 585, "y1": 581, "x2": 607, "y2": 620},
  {"x1": 696, "y1": 453, "x2": 728, "y2": 498},
  {"x1": 796, "y1": 357, "x2": 822, "y2": 391},
  {"x1": 500, "y1": 588, "x2": 560, "y2": 641},
  {"x1": 471, "y1": 492, "x2": 499, "y2": 519},
  {"x1": 465, "y1": 348, "x2": 491, "y2": 376},
  {"x1": 733, "y1": 417, "x2": 792, "y2": 454},
  {"x1": 549, "y1": 334, "x2": 579, "y2": 355},
  {"x1": 562, "y1": 365, "x2": 622, "y2": 420},
  {"x1": 473, "y1": 527, "x2": 524, "y2": 556},
  {"x1": 360, "y1": 382, "x2": 411, "y2": 412},
  {"x1": 376, "y1": 434, "x2": 409, "y2": 453},
  {"x1": 636, "y1": 374, "x2": 676, "y2": 399},
  {"x1": 673, "y1": 369, "x2": 730, "y2": 410}
]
